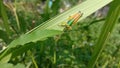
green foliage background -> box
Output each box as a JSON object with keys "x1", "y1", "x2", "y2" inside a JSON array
[{"x1": 0, "y1": 0, "x2": 120, "y2": 68}]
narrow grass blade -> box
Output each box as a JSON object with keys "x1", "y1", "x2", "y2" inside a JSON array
[
  {"x1": 88, "y1": 0, "x2": 120, "y2": 68},
  {"x1": 0, "y1": 0, "x2": 11, "y2": 36}
]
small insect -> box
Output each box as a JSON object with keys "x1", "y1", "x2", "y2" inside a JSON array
[{"x1": 61, "y1": 11, "x2": 83, "y2": 29}]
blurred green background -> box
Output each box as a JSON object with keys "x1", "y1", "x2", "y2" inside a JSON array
[{"x1": 0, "y1": 0, "x2": 120, "y2": 68}]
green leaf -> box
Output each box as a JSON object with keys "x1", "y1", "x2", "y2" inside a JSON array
[
  {"x1": 0, "y1": 0, "x2": 113, "y2": 62},
  {"x1": 0, "y1": 29, "x2": 62, "y2": 60},
  {"x1": 0, "y1": 63, "x2": 25, "y2": 68},
  {"x1": 8, "y1": 29, "x2": 62, "y2": 48},
  {"x1": 0, "y1": 53, "x2": 11, "y2": 63}
]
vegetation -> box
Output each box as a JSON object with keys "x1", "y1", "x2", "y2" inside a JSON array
[{"x1": 0, "y1": 0, "x2": 120, "y2": 68}]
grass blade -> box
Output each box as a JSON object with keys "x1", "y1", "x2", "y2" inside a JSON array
[
  {"x1": 0, "y1": 0, "x2": 11, "y2": 36},
  {"x1": 88, "y1": 0, "x2": 120, "y2": 68}
]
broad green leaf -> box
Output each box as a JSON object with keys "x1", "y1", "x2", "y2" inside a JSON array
[
  {"x1": 0, "y1": 29, "x2": 62, "y2": 60},
  {"x1": 0, "y1": 53, "x2": 11, "y2": 63},
  {"x1": 0, "y1": 63, "x2": 25, "y2": 68},
  {"x1": 8, "y1": 29, "x2": 62, "y2": 48},
  {"x1": 0, "y1": 0, "x2": 113, "y2": 62}
]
